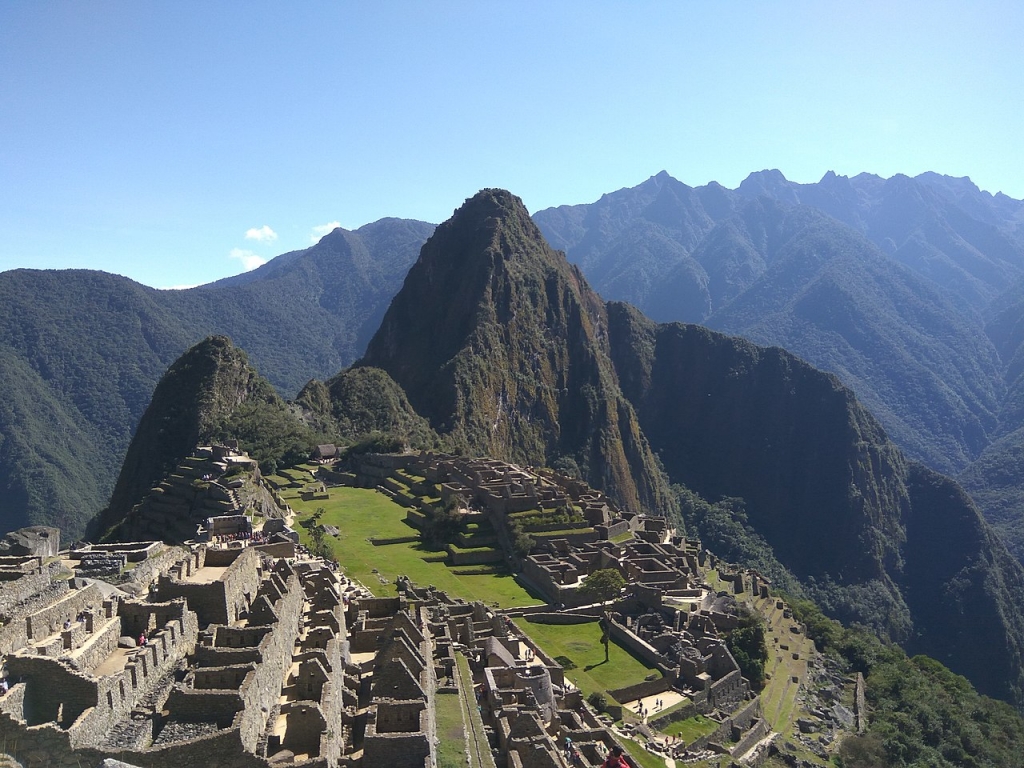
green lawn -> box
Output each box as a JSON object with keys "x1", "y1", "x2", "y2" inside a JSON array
[
  {"x1": 660, "y1": 713, "x2": 718, "y2": 741},
  {"x1": 516, "y1": 620, "x2": 659, "y2": 700},
  {"x1": 617, "y1": 736, "x2": 665, "y2": 768},
  {"x1": 435, "y1": 691, "x2": 468, "y2": 768},
  {"x1": 288, "y1": 487, "x2": 539, "y2": 608}
]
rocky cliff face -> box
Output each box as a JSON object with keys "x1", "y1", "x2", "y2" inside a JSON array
[
  {"x1": 91, "y1": 188, "x2": 1024, "y2": 707},
  {"x1": 358, "y1": 189, "x2": 675, "y2": 516}
]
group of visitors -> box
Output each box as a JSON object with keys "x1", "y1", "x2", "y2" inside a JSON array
[{"x1": 212, "y1": 529, "x2": 262, "y2": 545}]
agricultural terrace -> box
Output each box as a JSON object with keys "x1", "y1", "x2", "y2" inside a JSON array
[{"x1": 284, "y1": 485, "x2": 539, "y2": 609}]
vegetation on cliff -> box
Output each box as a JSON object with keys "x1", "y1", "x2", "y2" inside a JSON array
[
  {"x1": 790, "y1": 598, "x2": 1024, "y2": 768},
  {"x1": 295, "y1": 366, "x2": 436, "y2": 450}
]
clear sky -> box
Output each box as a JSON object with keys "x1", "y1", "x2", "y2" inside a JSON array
[{"x1": 1, "y1": 1, "x2": 1021, "y2": 288}]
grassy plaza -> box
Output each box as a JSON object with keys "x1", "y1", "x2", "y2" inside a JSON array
[{"x1": 286, "y1": 485, "x2": 539, "y2": 608}]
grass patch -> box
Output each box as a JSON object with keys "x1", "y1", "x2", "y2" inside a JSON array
[
  {"x1": 435, "y1": 691, "x2": 468, "y2": 768},
  {"x1": 290, "y1": 487, "x2": 538, "y2": 608},
  {"x1": 518, "y1": 620, "x2": 659, "y2": 700},
  {"x1": 618, "y1": 736, "x2": 668, "y2": 768},
  {"x1": 661, "y1": 713, "x2": 718, "y2": 741}
]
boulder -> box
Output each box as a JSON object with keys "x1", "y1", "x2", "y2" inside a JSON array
[{"x1": 0, "y1": 526, "x2": 60, "y2": 558}]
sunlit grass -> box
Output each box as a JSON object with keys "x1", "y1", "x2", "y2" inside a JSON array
[
  {"x1": 288, "y1": 486, "x2": 539, "y2": 608},
  {"x1": 516, "y1": 619, "x2": 659, "y2": 700}
]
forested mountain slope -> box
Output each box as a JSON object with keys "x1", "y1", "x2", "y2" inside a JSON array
[
  {"x1": 0, "y1": 220, "x2": 429, "y2": 537},
  {"x1": 297, "y1": 189, "x2": 1024, "y2": 706}
]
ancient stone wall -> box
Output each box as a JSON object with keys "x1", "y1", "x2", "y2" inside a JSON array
[
  {"x1": 66, "y1": 615, "x2": 121, "y2": 674},
  {"x1": 25, "y1": 583, "x2": 101, "y2": 641},
  {"x1": 606, "y1": 676, "x2": 674, "y2": 705},
  {"x1": 606, "y1": 617, "x2": 674, "y2": 675}
]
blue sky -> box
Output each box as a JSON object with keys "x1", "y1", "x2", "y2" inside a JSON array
[{"x1": 1, "y1": 1, "x2": 1021, "y2": 288}]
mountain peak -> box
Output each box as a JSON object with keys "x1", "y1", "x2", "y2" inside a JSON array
[
  {"x1": 358, "y1": 189, "x2": 672, "y2": 515},
  {"x1": 737, "y1": 169, "x2": 798, "y2": 202}
]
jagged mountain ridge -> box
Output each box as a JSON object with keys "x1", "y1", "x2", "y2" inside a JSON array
[
  {"x1": 534, "y1": 171, "x2": 1024, "y2": 566},
  {"x1": 8, "y1": 168, "x2": 1024, "y2": 568},
  {"x1": 534, "y1": 170, "x2": 1024, "y2": 476}
]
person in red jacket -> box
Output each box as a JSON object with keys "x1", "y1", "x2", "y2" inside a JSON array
[{"x1": 603, "y1": 745, "x2": 628, "y2": 768}]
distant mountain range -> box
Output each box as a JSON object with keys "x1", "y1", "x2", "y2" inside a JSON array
[
  {"x1": 5, "y1": 170, "x2": 1024, "y2": 564},
  {"x1": 534, "y1": 170, "x2": 1024, "y2": 560},
  {"x1": 95, "y1": 189, "x2": 1024, "y2": 708}
]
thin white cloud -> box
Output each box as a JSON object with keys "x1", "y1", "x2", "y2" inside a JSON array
[
  {"x1": 310, "y1": 221, "x2": 342, "y2": 243},
  {"x1": 158, "y1": 283, "x2": 200, "y2": 291},
  {"x1": 244, "y1": 225, "x2": 277, "y2": 242},
  {"x1": 229, "y1": 248, "x2": 267, "y2": 271}
]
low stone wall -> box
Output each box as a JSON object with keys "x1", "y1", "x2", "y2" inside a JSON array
[
  {"x1": 252, "y1": 541, "x2": 296, "y2": 558},
  {"x1": 731, "y1": 716, "x2": 768, "y2": 759},
  {"x1": 531, "y1": 530, "x2": 599, "y2": 548},
  {"x1": 0, "y1": 568, "x2": 50, "y2": 618},
  {"x1": 163, "y1": 688, "x2": 244, "y2": 725},
  {"x1": 596, "y1": 520, "x2": 630, "y2": 539},
  {"x1": 524, "y1": 613, "x2": 598, "y2": 626},
  {"x1": 67, "y1": 616, "x2": 122, "y2": 675},
  {"x1": 685, "y1": 696, "x2": 761, "y2": 754},
  {"x1": 855, "y1": 672, "x2": 866, "y2": 733},
  {"x1": 194, "y1": 645, "x2": 262, "y2": 667},
  {"x1": 446, "y1": 546, "x2": 503, "y2": 566},
  {"x1": 120, "y1": 545, "x2": 185, "y2": 591},
  {"x1": 371, "y1": 536, "x2": 419, "y2": 546},
  {"x1": 649, "y1": 699, "x2": 699, "y2": 729},
  {"x1": 709, "y1": 669, "x2": 745, "y2": 709},
  {"x1": 607, "y1": 676, "x2": 673, "y2": 705},
  {"x1": 606, "y1": 617, "x2": 674, "y2": 676}
]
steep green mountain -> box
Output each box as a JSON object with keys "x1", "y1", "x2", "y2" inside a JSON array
[
  {"x1": 295, "y1": 366, "x2": 437, "y2": 449},
  {"x1": 357, "y1": 189, "x2": 676, "y2": 517},
  {"x1": 92, "y1": 336, "x2": 314, "y2": 541},
  {"x1": 605, "y1": 302, "x2": 1024, "y2": 705},
  {"x1": 0, "y1": 219, "x2": 430, "y2": 538},
  {"x1": 0, "y1": 270, "x2": 200, "y2": 536},
  {"x1": 89, "y1": 186, "x2": 1024, "y2": 706}
]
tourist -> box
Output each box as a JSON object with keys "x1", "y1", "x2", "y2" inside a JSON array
[
  {"x1": 138, "y1": 632, "x2": 147, "y2": 647},
  {"x1": 602, "y1": 745, "x2": 628, "y2": 768}
]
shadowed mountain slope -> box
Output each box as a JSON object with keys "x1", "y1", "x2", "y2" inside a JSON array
[
  {"x1": 605, "y1": 302, "x2": 1024, "y2": 706},
  {"x1": 537, "y1": 171, "x2": 1024, "y2": 572}
]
